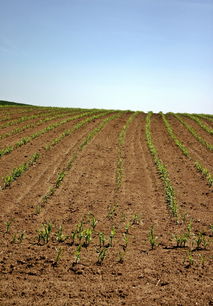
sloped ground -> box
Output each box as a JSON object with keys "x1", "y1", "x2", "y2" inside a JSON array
[{"x1": 0, "y1": 108, "x2": 212, "y2": 305}]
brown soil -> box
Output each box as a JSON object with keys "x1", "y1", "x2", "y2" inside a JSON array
[{"x1": 0, "y1": 110, "x2": 212, "y2": 305}]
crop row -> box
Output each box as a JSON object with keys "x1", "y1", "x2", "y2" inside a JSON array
[
  {"x1": 162, "y1": 113, "x2": 212, "y2": 187},
  {"x1": 183, "y1": 114, "x2": 213, "y2": 135},
  {"x1": 1, "y1": 153, "x2": 40, "y2": 189},
  {"x1": 145, "y1": 112, "x2": 178, "y2": 217},
  {"x1": 0, "y1": 112, "x2": 112, "y2": 189},
  {"x1": 195, "y1": 114, "x2": 213, "y2": 123},
  {"x1": 0, "y1": 111, "x2": 101, "y2": 158},
  {"x1": 0, "y1": 110, "x2": 84, "y2": 141},
  {"x1": 0, "y1": 107, "x2": 86, "y2": 129},
  {"x1": 1, "y1": 214, "x2": 211, "y2": 268},
  {"x1": 174, "y1": 114, "x2": 213, "y2": 151}
]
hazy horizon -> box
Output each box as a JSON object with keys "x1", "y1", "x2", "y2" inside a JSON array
[{"x1": 0, "y1": 0, "x2": 212, "y2": 114}]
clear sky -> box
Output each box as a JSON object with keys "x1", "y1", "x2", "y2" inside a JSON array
[{"x1": 0, "y1": 0, "x2": 212, "y2": 113}]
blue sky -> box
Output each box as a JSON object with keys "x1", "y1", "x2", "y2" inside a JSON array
[{"x1": 0, "y1": 0, "x2": 212, "y2": 113}]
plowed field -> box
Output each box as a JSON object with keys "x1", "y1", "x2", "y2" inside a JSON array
[{"x1": 0, "y1": 106, "x2": 212, "y2": 305}]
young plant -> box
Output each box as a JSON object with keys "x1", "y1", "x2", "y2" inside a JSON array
[
  {"x1": 90, "y1": 214, "x2": 97, "y2": 229},
  {"x1": 122, "y1": 233, "x2": 128, "y2": 251},
  {"x1": 117, "y1": 251, "x2": 125, "y2": 263},
  {"x1": 99, "y1": 232, "x2": 105, "y2": 248},
  {"x1": 4, "y1": 221, "x2": 12, "y2": 233},
  {"x1": 173, "y1": 233, "x2": 188, "y2": 248},
  {"x1": 109, "y1": 226, "x2": 116, "y2": 247},
  {"x1": 83, "y1": 228, "x2": 93, "y2": 247},
  {"x1": 148, "y1": 225, "x2": 158, "y2": 250},
  {"x1": 125, "y1": 222, "x2": 130, "y2": 234},
  {"x1": 34, "y1": 205, "x2": 41, "y2": 215},
  {"x1": 54, "y1": 247, "x2": 63, "y2": 265},
  {"x1": 55, "y1": 225, "x2": 68, "y2": 242},
  {"x1": 37, "y1": 222, "x2": 53, "y2": 244},
  {"x1": 74, "y1": 244, "x2": 82, "y2": 264},
  {"x1": 97, "y1": 247, "x2": 107, "y2": 265},
  {"x1": 131, "y1": 214, "x2": 140, "y2": 225}
]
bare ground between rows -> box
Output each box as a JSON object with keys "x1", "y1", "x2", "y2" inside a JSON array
[
  {"x1": 0, "y1": 112, "x2": 108, "y2": 180},
  {"x1": 167, "y1": 115, "x2": 213, "y2": 172},
  {"x1": 151, "y1": 115, "x2": 213, "y2": 228},
  {"x1": 0, "y1": 114, "x2": 212, "y2": 305}
]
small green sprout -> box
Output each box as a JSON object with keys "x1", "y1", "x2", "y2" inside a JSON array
[
  {"x1": 122, "y1": 233, "x2": 128, "y2": 250},
  {"x1": 125, "y1": 222, "x2": 130, "y2": 234},
  {"x1": 148, "y1": 225, "x2": 158, "y2": 250},
  {"x1": 5, "y1": 221, "x2": 12, "y2": 233},
  {"x1": 34, "y1": 205, "x2": 41, "y2": 215},
  {"x1": 90, "y1": 215, "x2": 97, "y2": 229},
  {"x1": 99, "y1": 232, "x2": 105, "y2": 247},
  {"x1": 117, "y1": 251, "x2": 125, "y2": 263},
  {"x1": 109, "y1": 226, "x2": 116, "y2": 247},
  {"x1": 83, "y1": 228, "x2": 92, "y2": 247},
  {"x1": 74, "y1": 244, "x2": 82, "y2": 264},
  {"x1": 54, "y1": 247, "x2": 63, "y2": 265},
  {"x1": 131, "y1": 214, "x2": 140, "y2": 225},
  {"x1": 173, "y1": 233, "x2": 188, "y2": 248},
  {"x1": 56, "y1": 225, "x2": 68, "y2": 242},
  {"x1": 37, "y1": 222, "x2": 53, "y2": 244},
  {"x1": 97, "y1": 247, "x2": 107, "y2": 265}
]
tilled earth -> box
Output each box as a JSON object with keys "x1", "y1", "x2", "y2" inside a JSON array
[{"x1": 0, "y1": 107, "x2": 212, "y2": 305}]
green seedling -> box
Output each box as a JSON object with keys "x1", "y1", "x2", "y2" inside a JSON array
[
  {"x1": 117, "y1": 251, "x2": 125, "y2": 263},
  {"x1": 194, "y1": 232, "x2": 208, "y2": 250},
  {"x1": 37, "y1": 222, "x2": 53, "y2": 244},
  {"x1": 122, "y1": 233, "x2": 128, "y2": 250},
  {"x1": 99, "y1": 232, "x2": 105, "y2": 247},
  {"x1": 148, "y1": 225, "x2": 158, "y2": 250},
  {"x1": 71, "y1": 230, "x2": 77, "y2": 245},
  {"x1": 199, "y1": 254, "x2": 206, "y2": 268},
  {"x1": 11, "y1": 232, "x2": 25, "y2": 244},
  {"x1": 173, "y1": 233, "x2": 188, "y2": 248},
  {"x1": 74, "y1": 244, "x2": 82, "y2": 264},
  {"x1": 187, "y1": 220, "x2": 193, "y2": 235},
  {"x1": 55, "y1": 171, "x2": 65, "y2": 188},
  {"x1": 109, "y1": 226, "x2": 116, "y2": 247},
  {"x1": 97, "y1": 247, "x2": 107, "y2": 265},
  {"x1": 107, "y1": 204, "x2": 117, "y2": 220},
  {"x1": 83, "y1": 228, "x2": 92, "y2": 247},
  {"x1": 90, "y1": 215, "x2": 97, "y2": 229},
  {"x1": 5, "y1": 221, "x2": 12, "y2": 233},
  {"x1": 56, "y1": 225, "x2": 68, "y2": 242},
  {"x1": 188, "y1": 251, "x2": 194, "y2": 266},
  {"x1": 131, "y1": 214, "x2": 140, "y2": 225},
  {"x1": 125, "y1": 222, "x2": 130, "y2": 234},
  {"x1": 54, "y1": 247, "x2": 63, "y2": 265},
  {"x1": 35, "y1": 205, "x2": 41, "y2": 215}
]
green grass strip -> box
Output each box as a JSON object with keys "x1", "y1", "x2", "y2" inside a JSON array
[{"x1": 145, "y1": 112, "x2": 178, "y2": 217}]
